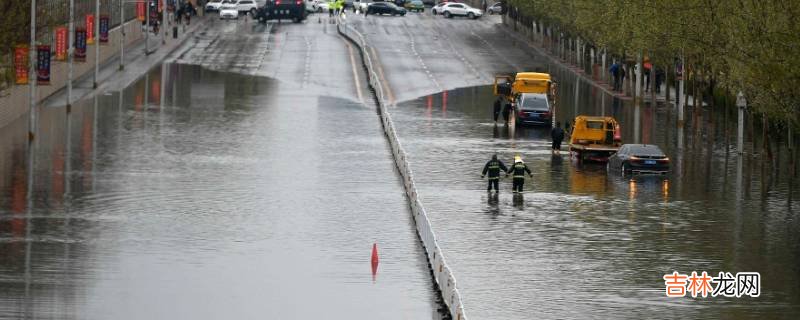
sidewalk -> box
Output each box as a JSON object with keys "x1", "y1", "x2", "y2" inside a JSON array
[
  {"x1": 501, "y1": 17, "x2": 705, "y2": 107},
  {"x1": 44, "y1": 16, "x2": 210, "y2": 110},
  {"x1": 0, "y1": 15, "x2": 209, "y2": 129}
]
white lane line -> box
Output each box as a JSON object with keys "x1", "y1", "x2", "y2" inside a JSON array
[{"x1": 345, "y1": 41, "x2": 365, "y2": 104}]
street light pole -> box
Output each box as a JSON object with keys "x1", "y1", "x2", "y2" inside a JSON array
[
  {"x1": 94, "y1": 0, "x2": 100, "y2": 88},
  {"x1": 737, "y1": 91, "x2": 747, "y2": 155},
  {"x1": 67, "y1": 0, "x2": 74, "y2": 110},
  {"x1": 29, "y1": 0, "x2": 37, "y2": 142},
  {"x1": 120, "y1": 0, "x2": 125, "y2": 70},
  {"x1": 146, "y1": 0, "x2": 150, "y2": 55}
]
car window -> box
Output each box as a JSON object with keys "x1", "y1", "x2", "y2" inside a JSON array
[
  {"x1": 519, "y1": 94, "x2": 548, "y2": 111},
  {"x1": 453, "y1": 4, "x2": 463, "y2": 8},
  {"x1": 586, "y1": 120, "x2": 605, "y2": 129}
]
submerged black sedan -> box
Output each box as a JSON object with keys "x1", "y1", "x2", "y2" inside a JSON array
[{"x1": 607, "y1": 144, "x2": 670, "y2": 174}]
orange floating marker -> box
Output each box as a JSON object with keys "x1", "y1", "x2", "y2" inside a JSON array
[{"x1": 371, "y1": 243, "x2": 379, "y2": 280}]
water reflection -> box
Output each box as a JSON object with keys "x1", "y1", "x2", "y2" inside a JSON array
[
  {"x1": 391, "y1": 84, "x2": 800, "y2": 319},
  {"x1": 0, "y1": 63, "x2": 442, "y2": 319}
]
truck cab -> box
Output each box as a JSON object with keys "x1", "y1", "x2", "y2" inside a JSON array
[{"x1": 494, "y1": 72, "x2": 556, "y2": 126}]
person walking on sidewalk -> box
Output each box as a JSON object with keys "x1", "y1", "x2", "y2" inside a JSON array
[
  {"x1": 482, "y1": 154, "x2": 508, "y2": 193},
  {"x1": 610, "y1": 61, "x2": 620, "y2": 91},
  {"x1": 506, "y1": 155, "x2": 533, "y2": 193},
  {"x1": 551, "y1": 122, "x2": 565, "y2": 155},
  {"x1": 493, "y1": 97, "x2": 502, "y2": 123}
]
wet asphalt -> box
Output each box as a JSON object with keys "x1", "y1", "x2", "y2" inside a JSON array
[
  {"x1": 1, "y1": 8, "x2": 799, "y2": 320},
  {"x1": 350, "y1": 11, "x2": 800, "y2": 320},
  {"x1": 0, "y1": 14, "x2": 442, "y2": 319}
]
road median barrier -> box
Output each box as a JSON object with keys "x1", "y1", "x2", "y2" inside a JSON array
[{"x1": 337, "y1": 18, "x2": 468, "y2": 320}]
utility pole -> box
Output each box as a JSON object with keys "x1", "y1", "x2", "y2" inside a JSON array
[
  {"x1": 29, "y1": 0, "x2": 37, "y2": 142},
  {"x1": 146, "y1": 0, "x2": 150, "y2": 55},
  {"x1": 67, "y1": 0, "x2": 75, "y2": 110},
  {"x1": 736, "y1": 91, "x2": 747, "y2": 155},
  {"x1": 94, "y1": 0, "x2": 100, "y2": 88},
  {"x1": 120, "y1": 0, "x2": 125, "y2": 70}
]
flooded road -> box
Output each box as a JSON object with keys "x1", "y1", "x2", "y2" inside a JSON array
[
  {"x1": 0, "y1": 17, "x2": 443, "y2": 319},
  {"x1": 389, "y1": 86, "x2": 800, "y2": 319},
  {"x1": 350, "y1": 12, "x2": 800, "y2": 320}
]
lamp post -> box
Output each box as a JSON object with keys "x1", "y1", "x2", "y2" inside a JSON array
[
  {"x1": 120, "y1": 0, "x2": 125, "y2": 70},
  {"x1": 94, "y1": 0, "x2": 100, "y2": 88},
  {"x1": 68, "y1": 0, "x2": 75, "y2": 109},
  {"x1": 29, "y1": 0, "x2": 37, "y2": 142},
  {"x1": 736, "y1": 91, "x2": 747, "y2": 155}
]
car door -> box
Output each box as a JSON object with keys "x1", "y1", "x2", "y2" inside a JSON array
[
  {"x1": 451, "y1": 3, "x2": 465, "y2": 15},
  {"x1": 376, "y1": 3, "x2": 387, "y2": 14}
]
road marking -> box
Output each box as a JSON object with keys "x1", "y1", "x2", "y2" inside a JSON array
[
  {"x1": 345, "y1": 41, "x2": 365, "y2": 104},
  {"x1": 370, "y1": 46, "x2": 395, "y2": 105}
]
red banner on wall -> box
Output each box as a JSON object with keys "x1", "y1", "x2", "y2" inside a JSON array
[
  {"x1": 55, "y1": 27, "x2": 68, "y2": 61},
  {"x1": 37, "y1": 45, "x2": 51, "y2": 85},
  {"x1": 86, "y1": 14, "x2": 95, "y2": 44},
  {"x1": 137, "y1": 1, "x2": 146, "y2": 21},
  {"x1": 14, "y1": 45, "x2": 28, "y2": 85}
]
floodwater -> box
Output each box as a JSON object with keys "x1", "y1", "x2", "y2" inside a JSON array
[
  {"x1": 390, "y1": 83, "x2": 800, "y2": 319},
  {"x1": 0, "y1": 64, "x2": 443, "y2": 319}
]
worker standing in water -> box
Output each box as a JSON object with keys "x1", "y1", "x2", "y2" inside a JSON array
[
  {"x1": 551, "y1": 121, "x2": 565, "y2": 155},
  {"x1": 493, "y1": 97, "x2": 502, "y2": 123},
  {"x1": 502, "y1": 101, "x2": 513, "y2": 125},
  {"x1": 506, "y1": 155, "x2": 532, "y2": 193},
  {"x1": 481, "y1": 154, "x2": 508, "y2": 192}
]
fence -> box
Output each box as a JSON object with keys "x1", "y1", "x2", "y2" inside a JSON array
[
  {"x1": 337, "y1": 18, "x2": 468, "y2": 320},
  {"x1": 1, "y1": 0, "x2": 142, "y2": 93}
]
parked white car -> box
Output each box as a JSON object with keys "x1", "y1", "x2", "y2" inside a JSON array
[
  {"x1": 431, "y1": 2, "x2": 446, "y2": 15},
  {"x1": 354, "y1": 0, "x2": 373, "y2": 12},
  {"x1": 219, "y1": 2, "x2": 240, "y2": 19},
  {"x1": 205, "y1": 0, "x2": 225, "y2": 11},
  {"x1": 233, "y1": 0, "x2": 259, "y2": 14},
  {"x1": 314, "y1": 1, "x2": 331, "y2": 12},
  {"x1": 440, "y1": 3, "x2": 482, "y2": 19}
]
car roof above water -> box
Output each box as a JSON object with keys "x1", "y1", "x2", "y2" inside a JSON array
[{"x1": 622, "y1": 144, "x2": 665, "y2": 156}]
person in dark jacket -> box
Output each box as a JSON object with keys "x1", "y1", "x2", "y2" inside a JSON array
[
  {"x1": 493, "y1": 97, "x2": 502, "y2": 123},
  {"x1": 502, "y1": 102, "x2": 513, "y2": 125},
  {"x1": 506, "y1": 155, "x2": 532, "y2": 193},
  {"x1": 551, "y1": 121, "x2": 565, "y2": 154},
  {"x1": 481, "y1": 154, "x2": 508, "y2": 192}
]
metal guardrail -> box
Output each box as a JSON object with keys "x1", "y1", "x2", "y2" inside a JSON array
[{"x1": 337, "y1": 18, "x2": 468, "y2": 320}]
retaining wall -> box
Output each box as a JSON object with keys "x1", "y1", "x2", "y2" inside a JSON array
[
  {"x1": 0, "y1": 19, "x2": 144, "y2": 128},
  {"x1": 337, "y1": 20, "x2": 469, "y2": 320}
]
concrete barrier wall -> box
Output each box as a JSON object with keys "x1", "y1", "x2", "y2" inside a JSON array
[
  {"x1": 337, "y1": 21, "x2": 469, "y2": 320},
  {"x1": 0, "y1": 19, "x2": 144, "y2": 128}
]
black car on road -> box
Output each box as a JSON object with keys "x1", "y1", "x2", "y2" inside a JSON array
[
  {"x1": 367, "y1": 2, "x2": 407, "y2": 15},
  {"x1": 607, "y1": 144, "x2": 670, "y2": 174},
  {"x1": 255, "y1": 0, "x2": 307, "y2": 23}
]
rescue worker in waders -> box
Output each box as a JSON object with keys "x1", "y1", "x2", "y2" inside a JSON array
[
  {"x1": 506, "y1": 155, "x2": 532, "y2": 193},
  {"x1": 481, "y1": 154, "x2": 508, "y2": 192}
]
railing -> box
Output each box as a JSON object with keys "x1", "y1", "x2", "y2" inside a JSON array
[{"x1": 337, "y1": 18, "x2": 468, "y2": 320}]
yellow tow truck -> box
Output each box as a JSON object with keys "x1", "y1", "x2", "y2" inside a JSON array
[
  {"x1": 569, "y1": 115, "x2": 622, "y2": 162},
  {"x1": 493, "y1": 72, "x2": 557, "y2": 126}
]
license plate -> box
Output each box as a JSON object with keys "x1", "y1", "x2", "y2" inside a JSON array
[{"x1": 644, "y1": 160, "x2": 656, "y2": 165}]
